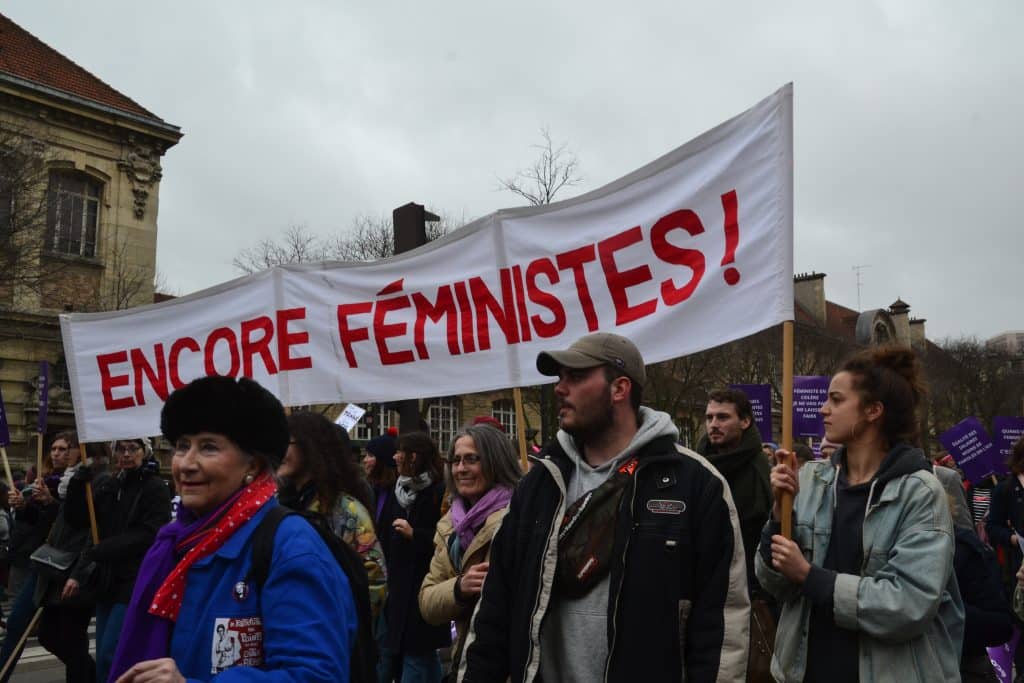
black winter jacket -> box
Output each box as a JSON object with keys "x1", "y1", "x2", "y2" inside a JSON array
[
  {"x1": 696, "y1": 424, "x2": 771, "y2": 594},
  {"x1": 64, "y1": 467, "x2": 171, "y2": 604},
  {"x1": 986, "y1": 475, "x2": 1024, "y2": 573},
  {"x1": 458, "y1": 434, "x2": 749, "y2": 683},
  {"x1": 954, "y1": 526, "x2": 1013, "y2": 657},
  {"x1": 378, "y1": 478, "x2": 450, "y2": 655}
]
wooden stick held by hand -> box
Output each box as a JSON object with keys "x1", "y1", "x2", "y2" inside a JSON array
[
  {"x1": 780, "y1": 320, "x2": 795, "y2": 539},
  {"x1": 78, "y1": 443, "x2": 100, "y2": 544},
  {"x1": 0, "y1": 446, "x2": 13, "y2": 490}
]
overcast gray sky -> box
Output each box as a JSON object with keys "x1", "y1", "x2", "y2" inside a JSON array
[{"x1": 6, "y1": 1, "x2": 1021, "y2": 341}]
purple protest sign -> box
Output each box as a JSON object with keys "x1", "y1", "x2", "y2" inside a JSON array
[
  {"x1": 728, "y1": 383, "x2": 772, "y2": 443},
  {"x1": 993, "y1": 416, "x2": 1024, "y2": 477},
  {"x1": 0, "y1": 384, "x2": 10, "y2": 447},
  {"x1": 793, "y1": 376, "x2": 829, "y2": 438},
  {"x1": 988, "y1": 625, "x2": 1019, "y2": 683},
  {"x1": 939, "y1": 417, "x2": 997, "y2": 485},
  {"x1": 36, "y1": 360, "x2": 49, "y2": 435}
]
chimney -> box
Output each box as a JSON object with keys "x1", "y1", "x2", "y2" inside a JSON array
[
  {"x1": 889, "y1": 298, "x2": 911, "y2": 346},
  {"x1": 794, "y1": 272, "x2": 826, "y2": 327},
  {"x1": 909, "y1": 317, "x2": 926, "y2": 351}
]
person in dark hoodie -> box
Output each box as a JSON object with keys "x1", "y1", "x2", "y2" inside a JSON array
[
  {"x1": 63, "y1": 437, "x2": 171, "y2": 683},
  {"x1": 697, "y1": 388, "x2": 771, "y2": 593},
  {"x1": 755, "y1": 346, "x2": 964, "y2": 683},
  {"x1": 952, "y1": 502, "x2": 1012, "y2": 681}
]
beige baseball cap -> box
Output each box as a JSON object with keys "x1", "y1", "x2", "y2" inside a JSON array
[{"x1": 536, "y1": 332, "x2": 646, "y2": 385}]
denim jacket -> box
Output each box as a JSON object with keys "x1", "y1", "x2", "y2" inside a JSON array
[{"x1": 755, "y1": 451, "x2": 964, "y2": 683}]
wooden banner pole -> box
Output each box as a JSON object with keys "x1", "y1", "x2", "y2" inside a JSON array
[
  {"x1": 0, "y1": 446, "x2": 13, "y2": 490},
  {"x1": 78, "y1": 443, "x2": 100, "y2": 545},
  {"x1": 0, "y1": 606, "x2": 44, "y2": 681},
  {"x1": 781, "y1": 320, "x2": 796, "y2": 540},
  {"x1": 512, "y1": 387, "x2": 529, "y2": 470}
]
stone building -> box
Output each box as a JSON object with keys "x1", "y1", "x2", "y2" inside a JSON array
[{"x1": 0, "y1": 13, "x2": 181, "y2": 466}]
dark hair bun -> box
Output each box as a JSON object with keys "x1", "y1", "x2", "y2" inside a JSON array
[
  {"x1": 160, "y1": 376, "x2": 289, "y2": 468},
  {"x1": 840, "y1": 345, "x2": 926, "y2": 446}
]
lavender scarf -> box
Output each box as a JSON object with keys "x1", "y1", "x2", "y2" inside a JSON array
[
  {"x1": 449, "y1": 485, "x2": 513, "y2": 552},
  {"x1": 107, "y1": 487, "x2": 244, "y2": 682}
]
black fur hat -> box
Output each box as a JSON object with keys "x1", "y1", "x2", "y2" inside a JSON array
[{"x1": 160, "y1": 376, "x2": 289, "y2": 468}]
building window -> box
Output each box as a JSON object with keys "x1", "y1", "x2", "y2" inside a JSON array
[
  {"x1": 352, "y1": 405, "x2": 398, "y2": 442},
  {"x1": 491, "y1": 399, "x2": 517, "y2": 439},
  {"x1": 47, "y1": 172, "x2": 101, "y2": 258},
  {"x1": 427, "y1": 397, "x2": 460, "y2": 452}
]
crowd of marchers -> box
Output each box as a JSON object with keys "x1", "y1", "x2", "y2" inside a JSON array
[{"x1": 0, "y1": 332, "x2": 1022, "y2": 682}]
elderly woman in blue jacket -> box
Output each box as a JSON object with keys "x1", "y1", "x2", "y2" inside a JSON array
[
  {"x1": 110, "y1": 376, "x2": 357, "y2": 683},
  {"x1": 756, "y1": 346, "x2": 964, "y2": 683}
]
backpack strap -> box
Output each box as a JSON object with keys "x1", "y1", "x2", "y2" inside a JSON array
[{"x1": 246, "y1": 504, "x2": 291, "y2": 587}]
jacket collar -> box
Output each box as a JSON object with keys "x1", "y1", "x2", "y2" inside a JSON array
[{"x1": 193, "y1": 498, "x2": 276, "y2": 566}]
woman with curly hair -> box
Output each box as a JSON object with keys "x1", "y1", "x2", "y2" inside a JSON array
[
  {"x1": 757, "y1": 346, "x2": 964, "y2": 682},
  {"x1": 277, "y1": 411, "x2": 387, "y2": 618}
]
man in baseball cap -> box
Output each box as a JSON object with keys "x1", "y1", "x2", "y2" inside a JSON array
[{"x1": 460, "y1": 332, "x2": 749, "y2": 682}]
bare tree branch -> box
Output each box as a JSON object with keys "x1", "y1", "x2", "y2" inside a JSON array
[{"x1": 498, "y1": 127, "x2": 583, "y2": 206}]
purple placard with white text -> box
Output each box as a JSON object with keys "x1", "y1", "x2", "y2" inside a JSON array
[
  {"x1": 728, "y1": 383, "x2": 772, "y2": 443},
  {"x1": 0, "y1": 384, "x2": 10, "y2": 447},
  {"x1": 993, "y1": 416, "x2": 1024, "y2": 477},
  {"x1": 793, "y1": 376, "x2": 829, "y2": 437},
  {"x1": 939, "y1": 417, "x2": 997, "y2": 485},
  {"x1": 36, "y1": 361, "x2": 49, "y2": 435}
]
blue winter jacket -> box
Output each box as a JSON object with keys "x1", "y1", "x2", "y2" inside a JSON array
[{"x1": 169, "y1": 499, "x2": 357, "y2": 682}]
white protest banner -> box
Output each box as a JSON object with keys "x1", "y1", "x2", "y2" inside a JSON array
[
  {"x1": 62, "y1": 84, "x2": 793, "y2": 442},
  {"x1": 336, "y1": 403, "x2": 367, "y2": 432}
]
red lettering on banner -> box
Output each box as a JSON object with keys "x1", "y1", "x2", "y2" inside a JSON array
[
  {"x1": 169, "y1": 337, "x2": 200, "y2": 389},
  {"x1": 412, "y1": 287, "x2": 461, "y2": 360},
  {"x1": 525, "y1": 257, "x2": 566, "y2": 338},
  {"x1": 452, "y1": 281, "x2": 476, "y2": 354},
  {"x1": 276, "y1": 308, "x2": 312, "y2": 371},
  {"x1": 719, "y1": 190, "x2": 740, "y2": 285},
  {"x1": 337, "y1": 302, "x2": 372, "y2": 368},
  {"x1": 651, "y1": 209, "x2": 706, "y2": 305},
  {"x1": 556, "y1": 245, "x2": 599, "y2": 331},
  {"x1": 469, "y1": 269, "x2": 520, "y2": 350},
  {"x1": 130, "y1": 345, "x2": 168, "y2": 405},
  {"x1": 97, "y1": 351, "x2": 134, "y2": 410},
  {"x1": 240, "y1": 317, "x2": 278, "y2": 376},
  {"x1": 373, "y1": 295, "x2": 415, "y2": 365},
  {"x1": 598, "y1": 226, "x2": 657, "y2": 325},
  {"x1": 204, "y1": 327, "x2": 240, "y2": 377},
  {"x1": 510, "y1": 265, "x2": 532, "y2": 343}
]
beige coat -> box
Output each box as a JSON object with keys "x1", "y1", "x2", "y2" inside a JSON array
[{"x1": 419, "y1": 506, "x2": 507, "y2": 669}]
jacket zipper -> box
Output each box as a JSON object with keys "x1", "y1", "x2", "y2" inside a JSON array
[{"x1": 603, "y1": 461, "x2": 647, "y2": 682}]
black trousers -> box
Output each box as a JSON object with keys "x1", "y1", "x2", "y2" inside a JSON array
[{"x1": 38, "y1": 604, "x2": 95, "y2": 683}]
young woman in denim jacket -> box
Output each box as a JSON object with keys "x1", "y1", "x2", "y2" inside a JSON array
[{"x1": 756, "y1": 346, "x2": 964, "y2": 683}]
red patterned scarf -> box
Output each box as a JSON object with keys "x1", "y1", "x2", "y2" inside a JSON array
[{"x1": 149, "y1": 473, "x2": 277, "y2": 621}]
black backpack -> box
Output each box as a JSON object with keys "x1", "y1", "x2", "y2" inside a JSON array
[{"x1": 248, "y1": 505, "x2": 377, "y2": 683}]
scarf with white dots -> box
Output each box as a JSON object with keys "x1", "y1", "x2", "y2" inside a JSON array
[{"x1": 149, "y1": 473, "x2": 277, "y2": 620}]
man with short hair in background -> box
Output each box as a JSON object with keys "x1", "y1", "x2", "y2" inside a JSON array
[{"x1": 697, "y1": 388, "x2": 772, "y2": 593}]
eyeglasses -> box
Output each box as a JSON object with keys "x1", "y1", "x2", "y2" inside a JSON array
[
  {"x1": 446, "y1": 454, "x2": 481, "y2": 467},
  {"x1": 114, "y1": 444, "x2": 142, "y2": 455}
]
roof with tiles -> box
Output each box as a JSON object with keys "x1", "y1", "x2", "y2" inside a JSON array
[{"x1": 0, "y1": 12, "x2": 161, "y2": 121}]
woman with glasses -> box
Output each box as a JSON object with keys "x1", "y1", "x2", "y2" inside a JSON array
[
  {"x1": 63, "y1": 437, "x2": 171, "y2": 682},
  {"x1": 419, "y1": 423, "x2": 522, "y2": 676}
]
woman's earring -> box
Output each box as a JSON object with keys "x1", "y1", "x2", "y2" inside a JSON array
[{"x1": 244, "y1": 474, "x2": 254, "y2": 485}]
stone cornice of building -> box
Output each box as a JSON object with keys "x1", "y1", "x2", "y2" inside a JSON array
[
  {"x1": 0, "y1": 71, "x2": 182, "y2": 147},
  {"x1": 0, "y1": 307, "x2": 61, "y2": 342}
]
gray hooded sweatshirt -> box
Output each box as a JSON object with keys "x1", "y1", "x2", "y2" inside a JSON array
[{"x1": 539, "y1": 407, "x2": 679, "y2": 683}]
